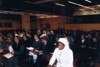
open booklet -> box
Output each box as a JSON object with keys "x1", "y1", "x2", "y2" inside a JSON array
[{"x1": 3, "y1": 53, "x2": 13, "y2": 59}]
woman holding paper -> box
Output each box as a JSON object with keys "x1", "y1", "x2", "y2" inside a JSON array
[
  {"x1": 4, "y1": 37, "x2": 14, "y2": 67},
  {"x1": 9, "y1": 36, "x2": 25, "y2": 67},
  {"x1": 4, "y1": 37, "x2": 23, "y2": 67}
]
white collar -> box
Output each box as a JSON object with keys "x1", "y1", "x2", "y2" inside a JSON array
[{"x1": 36, "y1": 39, "x2": 39, "y2": 42}]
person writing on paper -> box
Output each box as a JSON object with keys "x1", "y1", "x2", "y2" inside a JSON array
[{"x1": 47, "y1": 38, "x2": 73, "y2": 67}]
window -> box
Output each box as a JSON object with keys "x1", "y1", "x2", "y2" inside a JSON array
[
  {"x1": 4, "y1": 22, "x2": 12, "y2": 27},
  {"x1": 0, "y1": 22, "x2": 12, "y2": 28}
]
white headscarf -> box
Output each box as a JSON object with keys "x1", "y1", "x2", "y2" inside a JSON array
[
  {"x1": 58, "y1": 38, "x2": 70, "y2": 51},
  {"x1": 49, "y1": 38, "x2": 73, "y2": 67}
]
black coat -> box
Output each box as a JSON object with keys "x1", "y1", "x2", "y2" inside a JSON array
[
  {"x1": 31, "y1": 40, "x2": 42, "y2": 50},
  {"x1": 4, "y1": 42, "x2": 25, "y2": 67},
  {"x1": 41, "y1": 41, "x2": 54, "y2": 54},
  {"x1": 0, "y1": 41, "x2": 7, "y2": 52},
  {"x1": 78, "y1": 39, "x2": 89, "y2": 52},
  {"x1": 12, "y1": 42, "x2": 25, "y2": 58}
]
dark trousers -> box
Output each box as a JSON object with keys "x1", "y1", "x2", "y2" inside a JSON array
[
  {"x1": 0, "y1": 53, "x2": 5, "y2": 67},
  {"x1": 4, "y1": 57, "x2": 18, "y2": 67},
  {"x1": 37, "y1": 54, "x2": 51, "y2": 67}
]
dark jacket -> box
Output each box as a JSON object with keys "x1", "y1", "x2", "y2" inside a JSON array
[
  {"x1": 78, "y1": 39, "x2": 89, "y2": 52},
  {"x1": 41, "y1": 41, "x2": 54, "y2": 54},
  {"x1": 31, "y1": 40, "x2": 42, "y2": 50},
  {"x1": 12, "y1": 41, "x2": 25, "y2": 58}
]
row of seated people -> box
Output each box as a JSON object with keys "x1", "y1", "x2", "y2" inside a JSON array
[
  {"x1": 0, "y1": 29, "x2": 100, "y2": 67},
  {"x1": 0, "y1": 35, "x2": 55, "y2": 67}
]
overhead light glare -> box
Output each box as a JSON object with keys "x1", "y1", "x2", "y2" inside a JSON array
[
  {"x1": 68, "y1": 1, "x2": 95, "y2": 10},
  {"x1": 55, "y1": 3, "x2": 65, "y2": 7},
  {"x1": 68, "y1": 1, "x2": 84, "y2": 7},
  {"x1": 85, "y1": 0, "x2": 92, "y2": 3}
]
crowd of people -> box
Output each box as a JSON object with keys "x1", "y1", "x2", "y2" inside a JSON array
[{"x1": 0, "y1": 29, "x2": 100, "y2": 67}]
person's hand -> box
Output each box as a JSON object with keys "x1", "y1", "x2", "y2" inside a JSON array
[
  {"x1": 35, "y1": 50, "x2": 39, "y2": 52},
  {"x1": 10, "y1": 51, "x2": 14, "y2": 54},
  {"x1": 47, "y1": 65, "x2": 51, "y2": 67},
  {"x1": 39, "y1": 51, "x2": 43, "y2": 55},
  {"x1": 0, "y1": 49, "x2": 3, "y2": 52},
  {"x1": 81, "y1": 45, "x2": 86, "y2": 48}
]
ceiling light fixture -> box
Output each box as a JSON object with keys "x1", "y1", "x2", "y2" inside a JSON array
[
  {"x1": 33, "y1": 0, "x2": 54, "y2": 4},
  {"x1": 68, "y1": 1, "x2": 84, "y2": 7},
  {"x1": 68, "y1": 1, "x2": 95, "y2": 10},
  {"x1": 85, "y1": 0, "x2": 92, "y2": 3},
  {"x1": 0, "y1": 10, "x2": 22, "y2": 15},
  {"x1": 55, "y1": 3, "x2": 65, "y2": 7}
]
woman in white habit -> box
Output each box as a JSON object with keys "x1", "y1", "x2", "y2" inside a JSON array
[{"x1": 47, "y1": 38, "x2": 73, "y2": 67}]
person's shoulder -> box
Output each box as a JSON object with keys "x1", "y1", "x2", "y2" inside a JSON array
[
  {"x1": 68, "y1": 49, "x2": 73, "y2": 55},
  {"x1": 54, "y1": 48, "x2": 59, "y2": 52},
  {"x1": 38, "y1": 40, "x2": 42, "y2": 42}
]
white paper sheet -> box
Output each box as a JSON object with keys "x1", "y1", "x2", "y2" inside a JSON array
[
  {"x1": 3, "y1": 53, "x2": 13, "y2": 59},
  {"x1": 8, "y1": 45, "x2": 14, "y2": 52},
  {"x1": 26, "y1": 47, "x2": 34, "y2": 51},
  {"x1": 28, "y1": 51, "x2": 38, "y2": 61}
]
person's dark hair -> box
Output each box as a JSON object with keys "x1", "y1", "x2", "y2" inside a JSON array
[
  {"x1": 14, "y1": 36, "x2": 20, "y2": 41},
  {"x1": 57, "y1": 42, "x2": 65, "y2": 46},
  {"x1": 81, "y1": 34, "x2": 86, "y2": 39},
  {"x1": 6, "y1": 37, "x2": 12, "y2": 40},
  {"x1": 34, "y1": 34, "x2": 39, "y2": 39},
  {"x1": 41, "y1": 36, "x2": 50, "y2": 42}
]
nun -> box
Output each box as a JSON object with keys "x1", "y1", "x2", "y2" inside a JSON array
[{"x1": 47, "y1": 38, "x2": 73, "y2": 67}]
